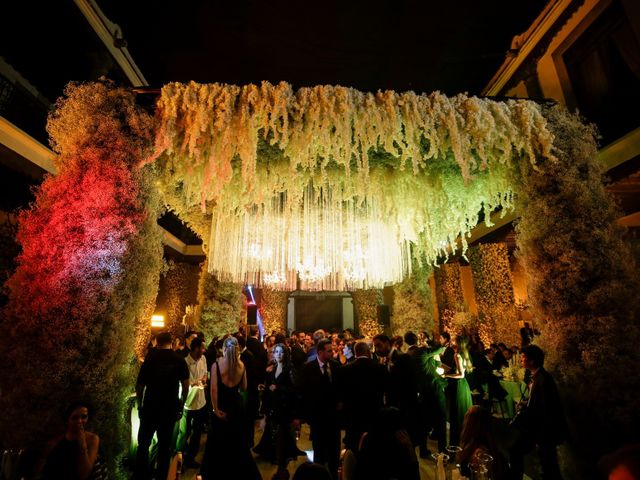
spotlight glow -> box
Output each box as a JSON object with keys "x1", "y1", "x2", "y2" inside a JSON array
[{"x1": 151, "y1": 314, "x2": 165, "y2": 328}]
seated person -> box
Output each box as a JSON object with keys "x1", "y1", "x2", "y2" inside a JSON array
[
  {"x1": 41, "y1": 400, "x2": 107, "y2": 480},
  {"x1": 459, "y1": 406, "x2": 509, "y2": 479}
]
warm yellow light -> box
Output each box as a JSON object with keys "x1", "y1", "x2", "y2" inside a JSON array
[
  {"x1": 208, "y1": 183, "x2": 411, "y2": 291},
  {"x1": 151, "y1": 314, "x2": 165, "y2": 328}
]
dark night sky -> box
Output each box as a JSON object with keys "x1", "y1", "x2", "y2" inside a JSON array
[
  {"x1": 0, "y1": 0, "x2": 546, "y2": 241},
  {"x1": 1, "y1": 0, "x2": 546, "y2": 101},
  {"x1": 100, "y1": 0, "x2": 546, "y2": 94}
]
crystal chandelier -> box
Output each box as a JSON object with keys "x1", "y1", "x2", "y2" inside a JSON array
[{"x1": 208, "y1": 183, "x2": 412, "y2": 291}]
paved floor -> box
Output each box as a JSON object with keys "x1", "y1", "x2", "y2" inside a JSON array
[
  {"x1": 179, "y1": 419, "x2": 536, "y2": 479},
  {"x1": 180, "y1": 422, "x2": 451, "y2": 480}
]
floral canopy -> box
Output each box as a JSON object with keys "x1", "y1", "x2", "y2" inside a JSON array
[{"x1": 150, "y1": 81, "x2": 555, "y2": 290}]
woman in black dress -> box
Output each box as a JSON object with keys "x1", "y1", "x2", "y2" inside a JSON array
[
  {"x1": 41, "y1": 401, "x2": 108, "y2": 480},
  {"x1": 254, "y1": 343, "x2": 304, "y2": 479},
  {"x1": 200, "y1": 336, "x2": 261, "y2": 480}
]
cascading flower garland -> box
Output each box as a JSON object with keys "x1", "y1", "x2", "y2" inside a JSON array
[{"x1": 151, "y1": 81, "x2": 555, "y2": 290}]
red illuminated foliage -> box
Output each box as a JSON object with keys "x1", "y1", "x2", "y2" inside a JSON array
[
  {"x1": 6, "y1": 149, "x2": 145, "y2": 333},
  {"x1": 0, "y1": 82, "x2": 162, "y2": 472}
]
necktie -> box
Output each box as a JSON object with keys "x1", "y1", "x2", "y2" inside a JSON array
[{"x1": 323, "y1": 363, "x2": 332, "y2": 382}]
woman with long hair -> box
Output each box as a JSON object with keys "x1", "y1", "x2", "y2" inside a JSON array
[
  {"x1": 459, "y1": 406, "x2": 509, "y2": 479},
  {"x1": 40, "y1": 401, "x2": 108, "y2": 480},
  {"x1": 254, "y1": 343, "x2": 304, "y2": 479},
  {"x1": 200, "y1": 336, "x2": 262, "y2": 479}
]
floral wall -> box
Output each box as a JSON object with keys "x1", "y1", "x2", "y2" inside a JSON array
[
  {"x1": 515, "y1": 105, "x2": 640, "y2": 476},
  {"x1": 352, "y1": 289, "x2": 384, "y2": 338},
  {"x1": 390, "y1": 265, "x2": 434, "y2": 336},
  {"x1": 196, "y1": 268, "x2": 245, "y2": 341},
  {"x1": 468, "y1": 242, "x2": 519, "y2": 346},
  {"x1": 260, "y1": 288, "x2": 289, "y2": 335},
  {"x1": 434, "y1": 262, "x2": 465, "y2": 333},
  {"x1": 0, "y1": 81, "x2": 163, "y2": 475},
  {"x1": 158, "y1": 259, "x2": 202, "y2": 335}
]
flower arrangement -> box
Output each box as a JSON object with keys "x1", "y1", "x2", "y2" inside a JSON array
[
  {"x1": 2, "y1": 80, "x2": 637, "y2": 478},
  {"x1": 499, "y1": 361, "x2": 526, "y2": 383}
]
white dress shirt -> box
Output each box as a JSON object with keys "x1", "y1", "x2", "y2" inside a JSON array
[{"x1": 184, "y1": 354, "x2": 207, "y2": 410}]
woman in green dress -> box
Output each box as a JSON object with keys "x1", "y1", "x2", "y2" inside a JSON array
[{"x1": 444, "y1": 336, "x2": 473, "y2": 446}]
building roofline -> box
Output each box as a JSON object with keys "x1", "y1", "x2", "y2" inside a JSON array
[
  {"x1": 482, "y1": 0, "x2": 574, "y2": 96},
  {"x1": 73, "y1": 0, "x2": 148, "y2": 87}
]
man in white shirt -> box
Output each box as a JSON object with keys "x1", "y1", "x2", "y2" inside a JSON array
[{"x1": 183, "y1": 337, "x2": 208, "y2": 468}]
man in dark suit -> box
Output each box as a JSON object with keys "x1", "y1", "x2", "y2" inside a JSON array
[
  {"x1": 373, "y1": 334, "x2": 421, "y2": 449},
  {"x1": 471, "y1": 347, "x2": 508, "y2": 405},
  {"x1": 337, "y1": 340, "x2": 389, "y2": 452},
  {"x1": 296, "y1": 338, "x2": 341, "y2": 480},
  {"x1": 405, "y1": 331, "x2": 434, "y2": 457},
  {"x1": 246, "y1": 324, "x2": 268, "y2": 387},
  {"x1": 135, "y1": 331, "x2": 189, "y2": 480},
  {"x1": 305, "y1": 329, "x2": 327, "y2": 363},
  {"x1": 439, "y1": 332, "x2": 455, "y2": 374},
  {"x1": 520, "y1": 322, "x2": 536, "y2": 347},
  {"x1": 492, "y1": 343, "x2": 509, "y2": 371},
  {"x1": 290, "y1": 330, "x2": 308, "y2": 372},
  {"x1": 509, "y1": 345, "x2": 567, "y2": 480}
]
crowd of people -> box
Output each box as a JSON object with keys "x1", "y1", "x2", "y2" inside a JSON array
[
  {"x1": 127, "y1": 323, "x2": 573, "y2": 480},
  {"x1": 36, "y1": 323, "x2": 639, "y2": 480}
]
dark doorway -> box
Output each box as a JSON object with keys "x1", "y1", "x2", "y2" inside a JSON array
[{"x1": 295, "y1": 295, "x2": 343, "y2": 333}]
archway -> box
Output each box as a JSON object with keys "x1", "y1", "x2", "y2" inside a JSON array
[{"x1": 1, "y1": 80, "x2": 638, "y2": 475}]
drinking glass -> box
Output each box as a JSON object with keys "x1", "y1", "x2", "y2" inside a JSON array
[
  {"x1": 445, "y1": 445, "x2": 463, "y2": 477},
  {"x1": 476, "y1": 452, "x2": 494, "y2": 478},
  {"x1": 1, "y1": 449, "x2": 23, "y2": 480},
  {"x1": 470, "y1": 464, "x2": 489, "y2": 480},
  {"x1": 431, "y1": 453, "x2": 450, "y2": 480}
]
